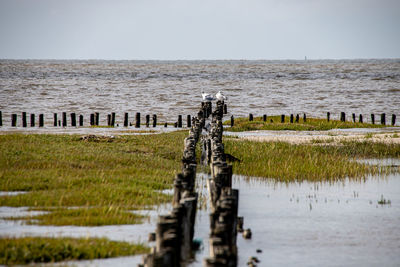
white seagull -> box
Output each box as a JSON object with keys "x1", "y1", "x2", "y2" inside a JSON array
[
  {"x1": 201, "y1": 91, "x2": 215, "y2": 102},
  {"x1": 215, "y1": 91, "x2": 227, "y2": 101}
]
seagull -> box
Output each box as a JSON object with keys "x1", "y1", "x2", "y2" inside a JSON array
[
  {"x1": 201, "y1": 91, "x2": 215, "y2": 102},
  {"x1": 215, "y1": 91, "x2": 227, "y2": 101}
]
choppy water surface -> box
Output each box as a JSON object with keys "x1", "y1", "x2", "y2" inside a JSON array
[{"x1": 1, "y1": 59, "x2": 399, "y2": 126}]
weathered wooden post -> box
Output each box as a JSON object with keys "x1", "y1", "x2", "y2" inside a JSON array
[
  {"x1": 53, "y1": 113, "x2": 57, "y2": 127},
  {"x1": 153, "y1": 114, "x2": 157, "y2": 127},
  {"x1": 231, "y1": 115, "x2": 234, "y2": 127},
  {"x1": 146, "y1": 114, "x2": 150, "y2": 127},
  {"x1": 303, "y1": 113, "x2": 307, "y2": 122},
  {"x1": 30, "y1": 114, "x2": 35, "y2": 127},
  {"x1": 392, "y1": 114, "x2": 396, "y2": 126},
  {"x1": 223, "y1": 104, "x2": 227, "y2": 114},
  {"x1": 359, "y1": 114, "x2": 363, "y2": 123},
  {"x1": 178, "y1": 115, "x2": 182, "y2": 128},
  {"x1": 22, "y1": 112, "x2": 27, "y2": 127},
  {"x1": 327, "y1": 112, "x2": 330, "y2": 122},
  {"x1": 90, "y1": 114, "x2": 95, "y2": 126},
  {"x1": 124, "y1": 113, "x2": 128, "y2": 127},
  {"x1": 107, "y1": 114, "x2": 111, "y2": 126},
  {"x1": 79, "y1": 115, "x2": 83, "y2": 126},
  {"x1": 0, "y1": 111, "x2": 2, "y2": 126},
  {"x1": 249, "y1": 114, "x2": 253, "y2": 121},
  {"x1": 340, "y1": 112, "x2": 345, "y2": 122},
  {"x1": 381, "y1": 113, "x2": 386, "y2": 125},
  {"x1": 290, "y1": 114, "x2": 294, "y2": 123},
  {"x1": 352, "y1": 113, "x2": 356, "y2": 123},
  {"x1": 174, "y1": 122, "x2": 178, "y2": 128},
  {"x1": 62, "y1": 112, "x2": 67, "y2": 127},
  {"x1": 371, "y1": 114, "x2": 375, "y2": 124},
  {"x1": 164, "y1": 122, "x2": 168, "y2": 128},
  {"x1": 39, "y1": 114, "x2": 44, "y2": 127},
  {"x1": 95, "y1": 112, "x2": 99, "y2": 126},
  {"x1": 135, "y1": 112, "x2": 141, "y2": 128},
  {"x1": 58, "y1": 120, "x2": 61, "y2": 127},
  {"x1": 281, "y1": 114, "x2": 285, "y2": 123},
  {"x1": 295, "y1": 114, "x2": 299, "y2": 123},
  {"x1": 11, "y1": 114, "x2": 17, "y2": 127},
  {"x1": 263, "y1": 114, "x2": 267, "y2": 122},
  {"x1": 111, "y1": 112, "x2": 116, "y2": 127},
  {"x1": 71, "y1": 113, "x2": 76, "y2": 127},
  {"x1": 187, "y1": 115, "x2": 191, "y2": 128}
]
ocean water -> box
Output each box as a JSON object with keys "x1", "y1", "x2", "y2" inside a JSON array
[{"x1": 0, "y1": 59, "x2": 399, "y2": 126}]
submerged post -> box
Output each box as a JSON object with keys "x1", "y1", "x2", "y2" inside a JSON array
[
  {"x1": 359, "y1": 114, "x2": 363, "y2": 123},
  {"x1": 303, "y1": 113, "x2": 307, "y2": 122},
  {"x1": 62, "y1": 112, "x2": 67, "y2": 127},
  {"x1": 249, "y1": 113, "x2": 253, "y2": 121},
  {"x1": 392, "y1": 114, "x2": 396, "y2": 126},
  {"x1": 281, "y1": 114, "x2": 285, "y2": 123},
  {"x1": 90, "y1": 114, "x2": 95, "y2": 126},
  {"x1": 0, "y1": 111, "x2": 2, "y2": 127},
  {"x1": 295, "y1": 114, "x2": 299, "y2": 123},
  {"x1": 352, "y1": 113, "x2": 356, "y2": 123},
  {"x1": 231, "y1": 115, "x2": 234, "y2": 127},
  {"x1": 79, "y1": 115, "x2": 83, "y2": 126},
  {"x1": 371, "y1": 114, "x2": 375, "y2": 124},
  {"x1": 263, "y1": 114, "x2": 267, "y2": 122},
  {"x1": 111, "y1": 112, "x2": 116, "y2": 127},
  {"x1": 340, "y1": 112, "x2": 345, "y2": 122},
  {"x1": 153, "y1": 114, "x2": 157, "y2": 127},
  {"x1": 327, "y1": 112, "x2": 330, "y2": 122},
  {"x1": 290, "y1": 114, "x2": 294, "y2": 123},
  {"x1": 71, "y1": 113, "x2": 76, "y2": 127},
  {"x1": 146, "y1": 114, "x2": 150, "y2": 127}
]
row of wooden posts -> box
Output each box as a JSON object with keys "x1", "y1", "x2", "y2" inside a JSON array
[
  {"x1": 203, "y1": 101, "x2": 240, "y2": 267},
  {"x1": 141, "y1": 105, "x2": 205, "y2": 266},
  {"x1": 237, "y1": 112, "x2": 397, "y2": 126}
]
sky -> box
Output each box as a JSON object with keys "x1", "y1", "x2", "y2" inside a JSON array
[{"x1": 0, "y1": 0, "x2": 399, "y2": 60}]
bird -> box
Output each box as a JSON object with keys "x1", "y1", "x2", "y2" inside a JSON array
[
  {"x1": 215, "y1": 91, "x2": 227, "y2": 101},
  {"x1": 201, "y1": 91, "x2": 215, "y2": 101}
]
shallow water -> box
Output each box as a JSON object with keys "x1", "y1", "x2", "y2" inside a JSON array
[{"x1": 1, "y1": 59, "x2": 399, "y2": 127}]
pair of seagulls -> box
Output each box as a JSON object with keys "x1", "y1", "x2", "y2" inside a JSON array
[{"x1": 201, "y1": 91, "x2": 227, "y2": 102}]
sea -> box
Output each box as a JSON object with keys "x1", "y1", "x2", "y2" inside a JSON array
[{"x1": 0, "y1": 59, "x2": 399, "y2": 126}]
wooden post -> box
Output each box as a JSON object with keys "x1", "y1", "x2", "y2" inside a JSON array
[
  {"x1": 327, "y1": 112, "x2": 330, "y2": 122},
  {"x1": 352, "y1": 113, "x2": 356, "y2": 123},
  {"x1": 53, "y1": 113, "x2": 57, "y2": 127},
  {"x1": 39, "y1": 114, "x2": 44, "y2": 127},
  {"x1": 371, "y1": 114, "x2": 375, "y2": 124},
  {"x1": 135, "y1": 112, "x2": 141, "y2": 128},
  {"x1": 187, "y1": 115, "x2": 191, "y2": 128},
  {"x1": 223, "y1": 104, "x2": 227, "y2": 114},
  {"x1": 281, "y1": 114, "x2": 285, "y2": 123},
  {"x1": 249, "y1": 114, "x2": 253, "y2": 121},
  {"x1": 295, "y1": 114, "x2": 299, "y2": 123},
  {"x1": 164, "y1": 122, "x2": 168, "y2": 128},
  {"x1": 0, "y1": 111, "x2": 2, "y2": 127},
  {"x1": 178, "y1": 115, "x2": 182, "y2": 128},
  {"x1": 58, "y1": 120, "x2": 61, "y2": 127},
  {"x1": 71, "y1": 113, "x2": 76, "y2": 127},
  {"x1": 153, "y1": 114, "x2": 157, "y2": 127},
  {"x1": 290, "y1": 114, "x2": 294, "y2": 123},
  {"x1": 95, "y1": 112, "x2": 99, "y2": 126},
  {"x1": 381, "y1": 113, "x2": 386, "y2": 125},
  {"x1": 90, "y1": 114, "x2": 95, "y2": 126},
  {"x1": 392, "y1": 114, "x2": 396, "y2": 126},
  {"x1": 79, "y1": 115, "x2": 83, "y2": 126},
  {"x1": 146, "y1": 114, "x2": 150, "y2": 127},
  {"x1": 231, "y1": 115, "x2": 234, "y2": 127},
  {"x1": 111, "y1": 112, "x2": 115, "y2": 127},
  {"x1": 124, "y1": 113, "x2": 128, "y2": 127},
  {"x1": 359, "y1": 114, "x2": 363, "y2": 123},
  {"x1": 174, "y1": 122, "x2": 178, "y2": 128},
  {"x1": 107, "y1": 114, "x2": 111, "y2": 126},
  {"x1": 11, "y1": 114, "x2": 17, "y2": 127},
  {"x1": 22, "y1": 112, "x2": 27, "y2": 127},
  {"x1": 303, "y1": 113, "x2": 307, "y2": 122},
  {"x1": 30, "y1": 114, "x2": 35, "y2": 127},
  {"x1": 62, "y1": 112, "x2": 67, "y2": 127},
  {"x1": 263, "y1": 114, "x2": 267, "y2": 122},
  {"x1": 340, "y1": 112, "x2": 345, "y2": 122}
]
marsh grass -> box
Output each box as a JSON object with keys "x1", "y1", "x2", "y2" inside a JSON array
[
  {"x1": 0, "y1": 237, "x2": 149, "y2": 265},
  {"x1": 0, "y1": 131, "x2": 187, "y2": 225},
  {"x1": 225, "y1": 116, "x2": 387, "y2": 132},
  {"x1": 224, "y1": 139, "x2": 400, "y2": 182}
]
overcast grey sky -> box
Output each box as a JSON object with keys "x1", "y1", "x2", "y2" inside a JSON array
[{"x1": 0, "y1": 0, "x2": 399, "y2": 60}]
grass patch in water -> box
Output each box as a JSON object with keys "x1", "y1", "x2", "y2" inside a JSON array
[
  {"x1": 225, "y1": 139, "x2": 400, "y2": 182},
  {"x1": 0, "y1": 131, "x2": 187, "y2": 225},
  {"x1": 0, "y1": 236, "x2": 149, "y2": 265},
  {"x1": 225, "y1": 116, "x2": 387, "y2": 132}
]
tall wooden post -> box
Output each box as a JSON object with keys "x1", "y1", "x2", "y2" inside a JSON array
[
  {"x1": 30, "y1": 114, "x2": 35, "y2": 127},
  {"x1": 381, "y1": 113, "x2": 386, "y2": 125},
  {"x1": 53, "y1": 113, "x2": 57, "y2": 127},
  {"x1": 359, "y1": 114, "x2": 363, "y2": 123},
  {"x1": 11, "y1": 114, "x2": 17, "y2": 127},
  {"x1": 327, "y1": 112, "x2": 330, "y2": 122},
  {"x1": 124, "y1": 113, "x2": 129, "y2": 127},
  {"x1": 62, "y1": 112, "x2": 67, "y2": 127},
  {"x1": 178, "y1": 115, "x2": 182, "y2": 128},
  {"x1": 146, "y1": 114, "x2": 150, "y2": 127},
  {"x1": 187, "y1": 115, "x2": 191, "y2": 128},
  {"x1": 392, "y1": 114, "x2": 396, "y2": 126},
  {"x1": 231, "y1": 115, "x2": 234, "y2": 127},
  {"x1": 71, "y1": 113, "x2": 76, "y2": 127},
  {"x1": 0, "y1": 111, "x2": 2, "y2": 127},
  {"x1": 79, "y1": 115, "x2": 83, "y2": 126},
  {"x1": 95, "y1": 112, "x2": 99, "y2": 126},
  {"x1": 90, "y1": 114, "x2": 95, "y2": 126},
  {"x1": 371, "y1": 114, "x2": 375, "y2": 124},
  {"x1": 39, "y1": 114, "x2": 44, "y2": 127},
  {"x1": 22, "y1": 112, "x2": 27, "y2": 127},
  {"x1": 111, "y1": 112, "x2": 116, "y2": 127},
  {"x1": 135, "y1": 112, "x2": 141, "y2": 128}
]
